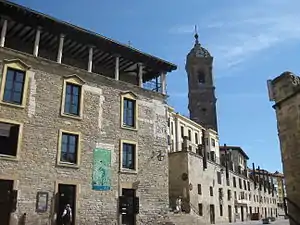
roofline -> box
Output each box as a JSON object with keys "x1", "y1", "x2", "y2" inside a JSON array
[
  {"x1": 1, "y1": 0, "x2": 177, "y2": 72},
  {"x1": 174, "y1": 112, "x2": 205, "y2": 130},
  {"x1": 219, "y1": 146, "x2": 249, "y2": 160}
]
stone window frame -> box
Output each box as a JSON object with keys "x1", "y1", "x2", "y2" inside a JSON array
[
  {"x1": 0, "y1": 118, "x2": 23, "y2": 161},
  {"x1": 60, "y1": 74, "x2": 85, "y2": 120},
  {"x1": 120, "y1": 139, "x2": 138, "y2": 174},
  {"x1": 0, "y1": 59, "x2": 31, "y2": 108},
  {"x1": 120, "y1": 92, "x2": 138, "y2": 131},
  {"x1": 56, "y1": 129, "x2": 81, "y2": 169}
]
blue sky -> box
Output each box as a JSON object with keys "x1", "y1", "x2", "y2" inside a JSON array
[{"x1": 13, "y1": 0, "x2": 300, "y2": 172}]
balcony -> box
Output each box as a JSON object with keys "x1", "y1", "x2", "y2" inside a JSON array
[{"x1": 235, "y1": 199, "x2": 250, "y2": 205}]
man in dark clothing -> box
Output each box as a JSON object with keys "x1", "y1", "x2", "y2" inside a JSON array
[{"x1": 61, "y1": 204, "x2": 72, "y2": 225}]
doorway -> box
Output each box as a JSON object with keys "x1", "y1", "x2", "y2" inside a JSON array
[
  {"x1": 209, "y1": 204, "x2": 215, "y2": 224},
  {"x1": 56, "y1": 184, "x2": 76, "y2": 225},
  {"x1": 228, "y1": 205, "x2": 232, "y2": 223},
  {"x1": 121, "y1": 188, "x2": 136, "y2": 225},
  {"x1": 265, "y1": 207, "x2": 267, "y2": 218},
  {"x1": 241, "y1": 206, "x2": 244, "y2": 221},
  {"x1": 0, "y1": 179, "x2": 14, "y2": 225}
]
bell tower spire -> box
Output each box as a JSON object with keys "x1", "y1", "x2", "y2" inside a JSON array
[
  {"x1": 194, "y1": 25, "x2": 199, "y2": 45},
  {"x1": 185, "y1": 30, "x2": 218, "y2": 132}
]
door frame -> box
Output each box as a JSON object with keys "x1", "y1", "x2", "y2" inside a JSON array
[
  {"x1": 54, "y1": 180, "x2": 79, "y2": 225},
  {"x1": 119, "y1": 182, "x2": 138, "y2": 225},
  {"x1": 0, "y1": 175, "x2": 18, "y2": 225}
]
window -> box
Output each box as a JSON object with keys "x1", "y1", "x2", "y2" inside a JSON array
[
  {"x1": 220, "y1": 204, "x2": 223, "y2": 216},
  {"x1": 0, "y1": 59, "x2": 30, "y2": 107},
  {"x1": 195, "y1": 133, "x2": 198, "y2": 144},
  {"x1": 57, "y1": 130, "x2": 80, "y2": 166},
  {"x1": 210, "y1": 186, "x2": 213, "y2": 196},
  {"x1": 123, "y1": 98, "x2": 136, "y2": 127},
  {"x1": 241, "y1": 192, "x2": 245, "y2": 199},
  {"x1": 205, "y1": 138, "x2": 209, "y2": 145},
  {"x1": 3, "y1": 68, "x2": 26, "y2": 105},
  {"x1": 64, "y1": 83, "x2": 81, "y2": 115},
  {"x1": 197, "y1": 71, "x2": 205, "y2": 83},
  {"x1": 217, "y1": 172, "x2": 222, "y2": 184},
  {"x1": 188, "y1": 130, "x2": 191, "y2": 141},
  {"x1": 171, "y1": 122, "x2": 174, "y2": 135},
  {"x1": 234, "y1": 191, "x2": 237, "y2": 200},
  {"x1": 181, "y1": 126, "x2": 184, "y2": 137},
  {"x1": 61, "y1": 75, "x2": 84, "y2": 119},
  {"x1": 211, "y1": 138, "x2": 215, "y2": 147},
  {"x1": 244, "y1": 180, "x2": 247, "y2": 190},
  {"x1": 227, "y1": 190, "x2": 231, "y2": 200},
  {"x1": 121, "y1": 92, "x2": 137, "y2": 129},
  {"x1": 121, "y1": 141, "x2": 137, "y2": 171},
  {"x1": 239, "y1": 178, "x2": 242, "y2": 189},
  {"x1": 248, "y1": 181, "x2": 250, "y2": 191},
  {"x1": 219, "y1": 188, "x2": 223, "y2": 200},
  {"x1": 198, "y1": 204, "x2": 203, "y2": 216},
  {"x1": 198, "y1": 184, "x2": 202, "y2": 195},
  {"x1": 0, "y1": 120, "x2": 22, "y2": 158},
  {"x1": 233, "y1": 177, "x2": 236, "y2": 187}
]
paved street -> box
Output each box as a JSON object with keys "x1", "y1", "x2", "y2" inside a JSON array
[{"x1": 221, "y1": 219, "x2": 289, "y2": 225}]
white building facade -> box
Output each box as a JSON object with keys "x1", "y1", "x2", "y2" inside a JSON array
[{"x1": 167, "y1": 107, "x2": 279, "y2": 224}]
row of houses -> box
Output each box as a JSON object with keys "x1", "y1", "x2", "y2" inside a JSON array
[{"x1": 167, "y1": 107, "x2": 286, "y2": 224}]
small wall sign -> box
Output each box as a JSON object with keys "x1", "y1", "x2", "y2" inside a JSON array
[{"x1": 35, "y1": 192, "x2": 48, "y2": 213}]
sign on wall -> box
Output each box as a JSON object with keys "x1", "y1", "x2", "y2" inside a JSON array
[{"x1": 92, "y1": 148, "x2": 112, "y2": 191}]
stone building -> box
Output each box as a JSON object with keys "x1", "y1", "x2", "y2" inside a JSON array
[
  {"x1": 167, "y1": 33, "x2": 278, "y2": 224},
  {"x1": 167, "y1": 106, "x2": 279, "y2": 224},
  {"x1": 272, "y1": 171, "x2": 286, "y2": 212},
  {"x1": 0, "y1": 1, "x2": 177, "y2": 225},
  {"x1": 267, "y1": 71, "x2": 300, "y2": 225}
]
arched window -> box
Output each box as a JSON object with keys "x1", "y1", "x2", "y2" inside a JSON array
[{"x1": 197, "y1": 71, "x2": 205, "y2": 83}]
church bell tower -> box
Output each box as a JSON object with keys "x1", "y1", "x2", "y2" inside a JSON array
[{"x1": 185, "y1": 30, "x2": 218, "y2": 132}]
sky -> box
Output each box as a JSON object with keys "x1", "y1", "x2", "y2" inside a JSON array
[{"x1": 12, "y1": 0, "x2": 300, "y2": 172}]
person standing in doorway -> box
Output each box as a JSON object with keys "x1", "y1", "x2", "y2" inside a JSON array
[
  {"x1": 62, "y1": 204, "x2": 72, "y2": 225},
  {"x1": 175, "y1": 196, "x2": 182, "y2": 213}
]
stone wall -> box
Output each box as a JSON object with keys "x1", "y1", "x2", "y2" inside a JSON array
[
  {"x1": 270, "y1": 72, "x2": 300, "y2": 225},
  {"x1": 0, "y1": 47, "x2": 169, "y2": 225},
  {"x1": 168, "y1": 151, "x2": 278, "y2": 224}
]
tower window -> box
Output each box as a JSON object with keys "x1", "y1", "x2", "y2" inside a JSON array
[{"x1": 197, "y1": 71, "x2": 205, "y2": 83}]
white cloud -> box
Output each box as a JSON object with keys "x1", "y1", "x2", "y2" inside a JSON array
[{"x1": 169, "y1": 0, "x2": 300, "y2": 70}]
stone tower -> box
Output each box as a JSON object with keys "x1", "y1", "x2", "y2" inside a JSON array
[
  {"x1": 268, "y1": 72, "x2": 300, "y2": 225},
  {"x1": 185, "y1": 32, "x2": 218, "y2": 132}
]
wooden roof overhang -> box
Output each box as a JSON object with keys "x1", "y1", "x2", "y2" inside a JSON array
[{"x1": 0, "y1": 0, "x2": 177, "y2": 82}]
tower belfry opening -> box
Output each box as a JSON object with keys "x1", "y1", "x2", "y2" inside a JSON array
[{"x1": 185, "y1": 29, "x2": 218, "y2": 132}]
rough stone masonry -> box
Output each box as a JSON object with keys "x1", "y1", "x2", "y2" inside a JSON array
[
  {"x1": 269, "y1": 72, "x2": 300, "y2": 225},
  {"x1": 0, "y1": 47, "x2": 170, "y2": 225}
]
